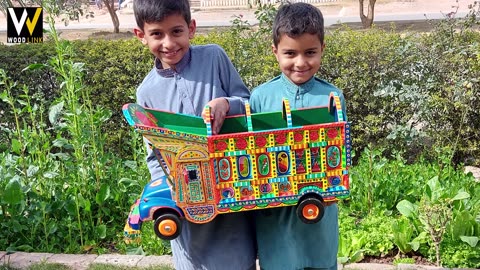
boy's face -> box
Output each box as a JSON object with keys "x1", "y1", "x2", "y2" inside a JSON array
[
  {"x1": 273, "y1": 33, "x2": 325, "y2": 85},
  {"x1": 134, "y1": 14, "x2": 196, "y2": 70}
]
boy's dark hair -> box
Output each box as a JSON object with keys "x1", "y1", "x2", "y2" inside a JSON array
[
  {"x1": 134, "y1": 0, "x2": 191, "y2": 30},
  {"x1": 272, "y1": 2, "x2": 324, "y2": 47}
]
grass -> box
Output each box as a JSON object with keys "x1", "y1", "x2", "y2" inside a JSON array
[
  {"x1": 393, "y1": 257, "x2": 416, "y2": 265},
  {"x1": 0, "y1": 262, "x2": 174, "y2": 270}
]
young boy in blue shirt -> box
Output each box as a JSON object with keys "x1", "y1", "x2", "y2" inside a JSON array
[
  {"x1": 250, "y1": 3, "x2": 346, "y2": 270},
  {"x1": 132, "y1": 0, "x2": 256, "y2": 269}
]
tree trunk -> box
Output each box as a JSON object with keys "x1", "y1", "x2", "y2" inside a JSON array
[
  {"x1": 359, "y1": 0, "x2": 376, "y2": 29},
  {"x1": 104, "y1": 0, "x2": 120, "y2": 33}
]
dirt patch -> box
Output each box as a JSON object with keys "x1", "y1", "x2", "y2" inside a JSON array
[{"x1": 361, "y1": 253, "x2": 437, "y2": 266}]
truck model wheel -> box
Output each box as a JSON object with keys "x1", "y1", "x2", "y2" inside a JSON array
[
  {"x1": 297, "y1": 197, "x2": 325, "y2": 224},
  {"x1": 154, "y1": 213, "x2": 182, "y2": 240}
]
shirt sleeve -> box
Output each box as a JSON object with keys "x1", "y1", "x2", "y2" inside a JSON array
[
  {"x1": 214, "y1": 45, "x2": 250, "y2": 115},
  {"x1": 249, "y1": 87, "x2": 262, "y2": 113}
]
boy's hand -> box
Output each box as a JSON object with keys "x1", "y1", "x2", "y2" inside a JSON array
[{"x1": 202, "y1": 98, "x2": 230, "y2": 135}]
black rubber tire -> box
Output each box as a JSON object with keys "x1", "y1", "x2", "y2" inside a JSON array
[
  {"x1": 297, "y1": 197, "x2": 325, "y2": 224},
  {"x1": 153, "y1": 213, "x2": 182, "y2": 240}
]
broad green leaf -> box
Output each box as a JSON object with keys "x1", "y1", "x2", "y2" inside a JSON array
[
  {"x1": 450, "y1": 210, "x2": 475, "y2": 239},
  {"x1": 49, "y1": 101, "x2": 64, "y2": 124},
  {"x1": 427, "y1": 176, "x2": 440, "y2": 200},
  {"x1": 43, "y1": 171, "x2": 59, "y2": 179},
  {"x1": 409, "y1": 240, "x2": 420, "y2": 251},
  {"x1": 53, "y1": 138, "x2": 68, "y2": 148},
  {"x1": 350, "y1": 250, "x2": 364, "y2": 263},
  {"x1": 123, "y1": 160, "x2": 137, "y2": 170},
  {"x1": 22, "y1": 63, "x2": 46, "y2": 71},
  {"x1": 77, "y1": 193, "x2": 86, "y2": 209},
  {"x1": 460, "y1": 236, "x2": 479, "y2": 247},
  {"x1": 96, "y1": 224, "x2": 107, "y2": 239},
  {"x1": 65, "y1": 198, "x2": 77, "y2": 216},
  {"x1": 396, "y1": 200, "x2": 416, "y2": 218},
  {"x1": 337, "y1": 234, "x2": 351, "y2": 258},
  {"x1": 84, "y1": 198, "x2": 91, "y2": 212},
  {"x1": 392, "y1": 218, "x2": 413, "y2": 253},
  {"x1": 4, "y1": 178, "x2": 24, "y2": 205},
  {"x1": 119, "y1": 178, "x2": 140, "y2": 188},
  {"x1": 96, "y1": 184, "x2": 111, "y2": 204},
  {"x1": 0, "y1": 91, "x2": 8, "y2": 102},
  {"x1": 48, "y1": 222, "x2": 58, "y2": 234},
  {"x1": 351, "y1": 233, "x2": 368, "y2": 250},
  {"x1": 51, "y1": 152, "x2": 71, "y2": 160},
  {"x1": 452, "y1": 191, "x2": 470, "y2": 201},
  {"x1": 26, "y1": 165, "x2": 39, "y2": 177},
  {"x1": 11, "y1": 139, "x2": 21, "y2": 155}
]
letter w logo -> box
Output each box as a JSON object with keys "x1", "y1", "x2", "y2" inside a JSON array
[{"x1": 7, "y1": 7, "x2": 42, "y2": 36}]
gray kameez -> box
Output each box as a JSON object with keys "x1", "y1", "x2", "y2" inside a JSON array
[{"x1": 136, "y1": 44, "x2": 256, "y2": 270}]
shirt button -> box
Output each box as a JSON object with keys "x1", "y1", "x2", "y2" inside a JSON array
[{"x1": 296, "y1": 95, "x2": 300, "y2": 100}]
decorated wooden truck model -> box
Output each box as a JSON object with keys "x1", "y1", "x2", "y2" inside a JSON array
[{"x1": 123, "y1": 93, "x2": 351, "y2": 240}]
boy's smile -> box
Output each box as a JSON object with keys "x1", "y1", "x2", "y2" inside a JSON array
[
  {"x1": 273, "y1": 33, "x2": 325, "y2": 85},
  {"x1": 134, "y1": 14, "x2": 196, "y2": 70}
]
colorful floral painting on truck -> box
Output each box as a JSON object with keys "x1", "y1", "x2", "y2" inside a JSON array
[{"x1": 123, "y1": 92, "x2": 351, "y2": 240}]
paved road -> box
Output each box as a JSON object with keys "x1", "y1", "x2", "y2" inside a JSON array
[{"x1": 33, "y1": 11, "x2": 469, "y2": 31}]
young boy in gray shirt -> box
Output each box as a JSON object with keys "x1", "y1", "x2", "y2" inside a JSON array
[{"x1": 133, "y1": 0, "x2": 256, "y2": 269}]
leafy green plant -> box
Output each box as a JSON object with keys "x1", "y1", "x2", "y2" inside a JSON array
[
  {"x1": 393, "y1": 218, "x2": 418, "y2": 254},
  {"x1": 418, "y1": 197, "x2": 452, "y2": 267},
  {"x1": 346, "y1": 145, "x2": 479, "y2": 267},
  {"x1": 440, "y1": 237, "x2": 480, "y2": 268},
  {"x1": 349, "y1": 148, "x2": 425, "y2": 215},
  {"x1": 120, "y1": 222, "x2": 172, "y2": 256},
  {"x1": 0, "y1": 0, "x2": 148, "y2": 255},
  {"x1": 339, "y1": 206, "x2": 396, "y2": 260},
  {"x1": 337, "y1": 231, "x2": 366, "y2": 265},
  {"x1": 396, "y1": 170, "x2": 476, "y2": 266}
]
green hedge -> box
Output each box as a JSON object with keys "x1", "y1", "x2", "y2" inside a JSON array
[
  {"x1": 72, "y1": 39, "x2": 153, "y2": 157},
  {"x1": 1, "y1": 19, "x2": 479, "y2": 165}
]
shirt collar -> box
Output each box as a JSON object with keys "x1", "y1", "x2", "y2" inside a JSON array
[
  {"x1": 281, "y1": 73, "x2": 316, "y2": 95},
  {"x1": 155, "y1": 47, "x2": 192, "y2": 77}
]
